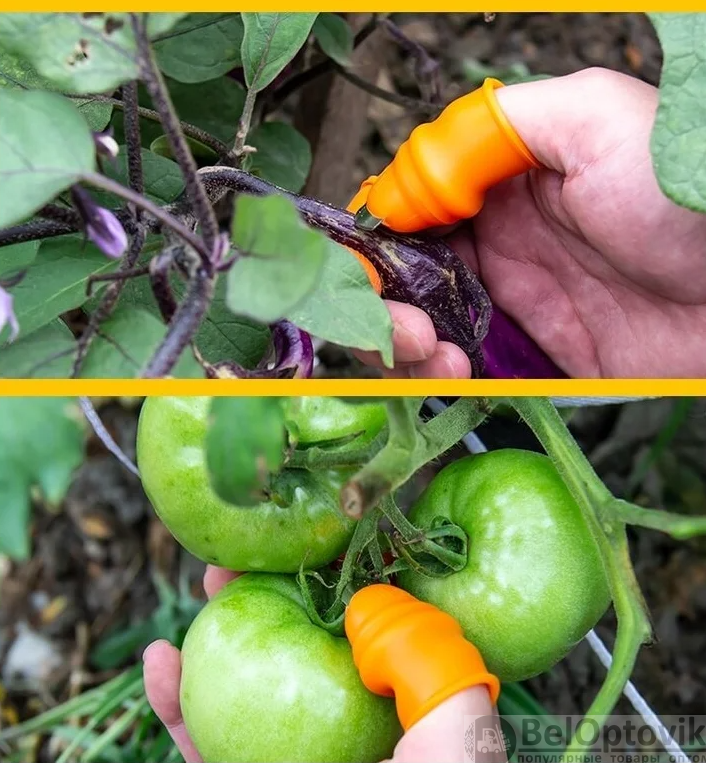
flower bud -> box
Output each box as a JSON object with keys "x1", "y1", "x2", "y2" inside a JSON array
[
  {"x1": 0, "y1": 286, "x2": 19, "y2": 343},
  {"x1": 71, "y1": 186, "x2": 128, "y2": 259}
]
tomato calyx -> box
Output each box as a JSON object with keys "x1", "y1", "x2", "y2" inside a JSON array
[{"x1": 297, "y1": 498, "x2": 469, "y2": 635}]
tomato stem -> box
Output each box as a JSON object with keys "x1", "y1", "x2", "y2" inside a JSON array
[
  {"x1": 341, "y1": 397, "x2": 493, "y2": 518},
  {"x1": 507, "y1": 397, "x2": 652, "y2": 758},
  {"x1": 609, "y1": 498, "x2": 706, "y2": 539}
]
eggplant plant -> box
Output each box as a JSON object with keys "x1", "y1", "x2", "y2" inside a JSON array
[{"x1": 0, "y1": 13, "x2": 701, "y2": 379}]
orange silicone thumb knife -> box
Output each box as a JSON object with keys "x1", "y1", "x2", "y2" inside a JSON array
[
  {"x1": 352, "y1": 77, "x2": 539, "y2": 234},
  {"x1": 344, "y1": 584, "x2": 500, "y2": 731}
]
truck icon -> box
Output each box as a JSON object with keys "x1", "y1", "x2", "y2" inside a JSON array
[{"x1": 477, "y1": 727, "x2": 505, "y2": 754}]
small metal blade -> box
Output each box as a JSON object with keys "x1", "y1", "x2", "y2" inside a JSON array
[{"x1": 354, "y1": 205, "x2": 383, "y2": 231}]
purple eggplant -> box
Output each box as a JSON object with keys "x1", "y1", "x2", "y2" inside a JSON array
[{"x1": 200, "y1": 168, "x2": 568, "y2": 379}]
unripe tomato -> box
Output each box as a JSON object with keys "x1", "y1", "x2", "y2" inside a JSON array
[
  {"x1": 137, "y1": 397, "x2": 356, "y2": 572},
  {"x1": 180, "y1": 573, "x2": 402, "y2": 763},
  {"x1": 397, "y1": 449, "x2": 611, "y2": 682},
  {"x1": 283, "y1": 396, "x2": 387, "y2": 449}
]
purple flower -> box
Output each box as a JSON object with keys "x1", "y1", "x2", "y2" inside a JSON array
[
  {"x1": 0, "y1": 286, "x2": 19, "y2": 343},
  {"x1": 93, "y1": 128, "x2": 119, "y2": 161},
  {"x1": 71, "y1": 186, "x2": 128, "y2": 259}
]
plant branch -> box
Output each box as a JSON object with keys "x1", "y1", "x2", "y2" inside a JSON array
[
  {"x1": 333, "y1": 63, "x2": 440, "y2": 114},
  {"x1": 80, "y1": 171, "x2": 210, "y2": 263},
  {"x1": 288, "y1": 428, "x2": 389, "y2": 470},
  {"x1": 610, "y1": 499, "x2": 706, "y2": 539},
  {"x1": 380, "y1": 17, "x2": 442, "y2": 105},
  {"x1": 131, "y1": 13, "x2": 219, "y2": 255},
  {"x1": 122, "y1": 81, "x2": 144, "y2": 198},
  {"x1": 232, "y1": 88, "x2": 257, "y2": 163},
  {"x1": 68, "y1": 92, "x2": 233, "y2": 159},
  {"x1": 341, "y1": 397, "x2": 493, "y2": 518},
  {"x1": 141, "y1": 264, "x2": 214, "y2": 378}
]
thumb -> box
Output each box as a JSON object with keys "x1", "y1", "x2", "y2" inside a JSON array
[
  {"x1": 495, "y1": 67, "x2": 658, "y2": 176},
  {"x1": 391, "y1": 686, "x2": 499, "y2": 763}
]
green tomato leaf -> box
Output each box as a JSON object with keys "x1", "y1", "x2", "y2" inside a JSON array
[
  {"x1": 92, "y1": 148, "x2": 185, "y2": 207},
  {"x1": 80, "y1": 306, "x2": 203, "y2": 378},
  {"x1": 241, "y1": 13, "x2": 318, "y2": 92},
  {"x1": 649, "y1": 13, "x2": 706, "y2": 212},
  {"x1": 206, "y1": 397, "x2": 286, "y2": 507},
  {"x1": 0, "y1": 241, "x2": 39, "y2": 279},
  {"x1": 0, "y1": 320, "x2": 76, "y2": 378},
  {"x1": 1, "y1": 236, "x2": 117, "y2": 344},
  {"x1": 226, "y1": 194, "x2": 327, "y2": 323},
  {"x1": 113, "y1": 267, "x2": 270, "y2": 369},
  {"x1": 0, "y1": 12, "x2": 185, "y2": 93},
  {"x1": 0, "y1": 397, "x2": 84, "y2": 560},
  {"x1": 244, "y1": 121, "x2": 312, "y2": 192},
  {"x1": 0, "y1": 89, "x2": 96, "y2": 228},
  {"x1": 312, "y1": 13, "x2": 354, "y2": 66},
  {"x1": 0, "y1": 47, "x2": 113, "y2": 131},
  {"x1": 285, "y1": 241, "x2": 394, "y2": 367},
  {"x1": 154, "y1": 13, "x2": 244, "y2": 83}
]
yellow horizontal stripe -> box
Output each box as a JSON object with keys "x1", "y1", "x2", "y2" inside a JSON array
[
  {"x1": 0, "y1": 379, "x2": 703, "y2": 397},
  {"x1": 9, "y1": 4, "x2": 706, "y2": 11}
]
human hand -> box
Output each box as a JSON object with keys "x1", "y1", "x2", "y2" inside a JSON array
[
  {"x1": 144, "y1": 569, "x2": 501, "y2": 763},
  {"x1": 356, "y1": 68, "x2": 706, "y2": 378},
  {"x1": 143, "y1": 566, "x2": 238, "y2": 763}
]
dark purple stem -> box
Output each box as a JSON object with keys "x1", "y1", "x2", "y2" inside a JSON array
[
  {"x1": 131, "y1": 13, "x2": 219, "y2": 256},
  {"x1": 122, "y1": 81, "x2": 144, "y2": 198},
  {"x1": 141, "y1": 265, "x2": 214, "y2": 378}
]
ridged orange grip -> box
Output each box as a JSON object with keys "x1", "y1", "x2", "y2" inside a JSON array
[
  {"x1": 345, "y1": 180, "x2": 383, "y2": 295},
  {"x1": 362, "y1": 78, "x2": 539, "y2": 233},
  {"x1": 345, "y1": 584, "x2": 500, "y2": 731}
]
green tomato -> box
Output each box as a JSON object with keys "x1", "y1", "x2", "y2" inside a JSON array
[
  {"x1": 283, "y1": 396, "x2": 387, "y2": 449},
  {"x1": 137, "y1": 396, "x2": 355, "y2": 572},
  {"x1": 397, "y1": 449, "x2": 611, "y2": 682},
  {"x1": 181, "y1": 573, "x2": 402, "y2": 763}
]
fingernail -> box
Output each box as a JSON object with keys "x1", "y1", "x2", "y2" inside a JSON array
[
  {"x1": 143, "y1": 639, "x2": 170, "y2": 661},
  {"x1": 394, "y1": 324, "x2": 428, "y2": 363}
]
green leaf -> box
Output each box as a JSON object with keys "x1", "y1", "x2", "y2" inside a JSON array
[
  {"x1": 241, "y1": 13, "x2": 318, "y2": 92},
  {"x1": 0, "y1": 397, "x2": 84, "y2": 560},
  {"x1": 0, "y1": 89, "x2": 96, "y2": 228},
  {"x1": 149, "y1": 133, "x2": 218, "y2": 163},
  {"x1": 195, "y1": 279, "x2": 271, "y2": 367},
  {"x1": 145, "y1": 76, "x2": 246, "y2": 145},
  {"x1": 227, "y1": 194, "x2": 327, "y2": 323},
  {"x1": 285, "y1": 241, "x2": 394, "y2": 367},
  {"x1": 92, "y1": 148, "x2": 185, "y2": 207},
  {"x1": 80, "y1": 306, "x2": 203, "y2": 378},
  {"x1": 0, "y1": 320, "x2": 76, "y2": 378},
  {"x1": 0, "y1": 13, "x2": 185, "y2": 93},
  {"x1": 154, "y1": 13, "x2": 244, "y2": 83},
  {"x1": 312, "y1": 14, "x2": 353, "y2": 66},
  {"x1": 0, "y1": 47, "x2": 113, "y2": 131},
  {"x1": 206, "y1": 397, "x2": 286, "y2": 507},
  {"x1": 649, "y1": 13, "x2": 706, "y2": 212},
  {"x1": 0, "y1": 241, "x2": 39, "y2": 279},
  {"x1": 113, "y1": 266, "x2": 270, "y2": 368},
  {"x1": 245, "y1": 121, "x2": 312, "y2": 192},
  {"x1": 1, "y1": 236, "x2": 117, "y2": 344}
]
